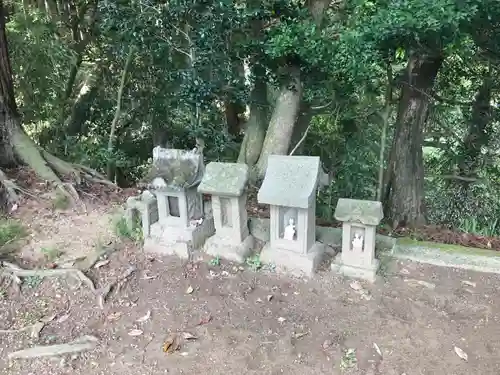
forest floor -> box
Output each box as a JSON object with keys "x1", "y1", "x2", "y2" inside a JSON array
[{"x1": 0, "y1": 174, "x2": 499, "y2": 374}]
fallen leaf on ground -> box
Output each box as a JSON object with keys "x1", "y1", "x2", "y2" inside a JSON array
[
  {"x1": 454, "y1": 346, "x2": 468, "y2": 361},
  {"x1": 57, "y1": 314, "x2": 70, "y2": 324},
  {"x1": 197, "y1": 315, "x2": 212, "y2": 325},
  {"x1": 142, "y1": 271, "x2": 157, "y2": 280},
  {"x1": 267, "y1": 295, "x2": 273, "y2": 302},
  {"x1": 181, "y1": 332, "x2": 197, "y2": 340},
  {"x1": 405, "y1": 279, "x2": 436, "y2": 289},
  {"x1": 322, "y1": 340, "x2": 332, "y2": 349},
  {"x1": 186, "y1": 286, "x2": 194, "y2": 294},
  {"x1": 293, "y1": 332, "x2": 308, "y2": 339},
  {"x1": 461, "y1": 280, "x2": 476, "y2": 288},
  {"x1": 128, "y1": 329, "x2": 143, "y2": 336},
  {"x1": 373, "y1": 342, "x2": 382, "y2": 357},
  {"x1": 162, "y1": 334, "x2": 181, "y2": 353},
  {"x1": 399, "y1": 268, "x2": 410, "y2": 275},
  {"x1": 277, "y1": 317, "x2": 286, "y2": 324},
  {"x1": 107, "y1": 312, "x2": 123, "y2": 321},
  {"x1": 136, "y1": 311, "x2": 151, "y2": 323},
  {"x1": 94, "y1": 259, "x2": 110, "y2": 269},
  {"x1": 349, "y1": 281, "x2": 362, "y2": 291}
]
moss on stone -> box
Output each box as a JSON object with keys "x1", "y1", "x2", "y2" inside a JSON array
[{"x1": 396, "y1": 238, "x2": 500, "y2": 258}]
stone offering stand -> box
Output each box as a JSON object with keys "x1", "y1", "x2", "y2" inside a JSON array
[
  {"x1": 141, "y1": 146, "x2": 215, "y2": 259},
  {"x1": 332, "y1": 198, "x2": 383, "y2": 282},
  {"x1": 197, "y1": 162, "x2": 253, "y2": 263},
  {"x1": 130, "y1": 147, "x2": 384, "y2": 281},
  {"x1": 257, "y1": 155, "x2": 325, "y2": 277}
]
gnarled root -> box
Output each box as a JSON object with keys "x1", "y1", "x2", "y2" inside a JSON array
[{"x1": 6, "y1": 127, "x2": 116, "y2": 207}]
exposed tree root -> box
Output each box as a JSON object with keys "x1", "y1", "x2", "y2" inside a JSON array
[{"x1": 0, "y1": 127, "x2": 116, "y2": 208}]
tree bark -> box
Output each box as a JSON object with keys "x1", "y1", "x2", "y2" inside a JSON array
[
  {"x1": 288, "y1": 102, "x2": 313, "y2": 155},
  {"x1": 237, "y1": 65, "x2": 269, "y2": 166},
  {"x1": 458, "y1": 73, "x2": 492, "y2": 179},
  {"x1": 0, "y1": 0, "x2": 19, "y2": 167},
  {"x1": 385, "y1": 53, "x2": 443, "y2": 228},
  {"x1": 255, "y1": 67, "x2": 302, "y2": 179}
]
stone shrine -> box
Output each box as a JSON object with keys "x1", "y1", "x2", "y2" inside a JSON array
[
  {"x1": 332, "y1": 198, "x2": 383, "y2": 282},
  {"x1": 197, "y1": 162, "x2": 253, "y2": 262},
  {"x1": 142, "y1": 146, "x2": 214, "y2": 258},
  {"x1": 257, "y1": 155, "x2": 325, "y2": 277}
]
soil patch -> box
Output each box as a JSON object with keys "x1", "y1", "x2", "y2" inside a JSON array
[{"x1": 1, "y1": 245, "x2": 499, "y2": 374}]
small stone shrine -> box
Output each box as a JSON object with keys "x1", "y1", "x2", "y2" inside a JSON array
[
  {"x1": 332, "y1": 198, "x2": 383, "y2": 282},
  {"x1": 257, "y1": 155, "x2": 324, "y2": 276},
  {"x1": 125, "y1": 190, "x2": 158, "y2": 237},
  {"x1": 142, "y1": 146, "x2": 214, "y2": 258},
  {"x1": 197, "y1": 162, "x2": 253, "y2": 262}
]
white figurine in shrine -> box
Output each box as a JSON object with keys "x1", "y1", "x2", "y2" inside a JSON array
[
  {"x1": 352, "y1": 232, "x2": 364, "y2": 250},
  {"x1": 283, "y1": 217, "x2": 296, "y2": 240}
]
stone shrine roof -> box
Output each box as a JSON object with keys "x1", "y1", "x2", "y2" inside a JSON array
[
  {"x1": 258, "y1": 155, "x2": 320, "y2": 209},
  {"x1": 198, "y1": 162, "x2": 249, "y2": 197},
  {"x1": 143, "y1": 146, "x2": 204, "y2": 190},
  {"x1": 334, "y1": 198, "x2": 383, "y2": 226}
]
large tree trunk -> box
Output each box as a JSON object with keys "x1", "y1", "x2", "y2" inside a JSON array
[
  {"x1": 458, "y1": 74, "x2": 492, "y2": 179},
  {"x1": 237, "y1": 65, "x2": 269, "y2": 166},
  {"x1": 385, "y1": 53, "x2": 443, "y2": 228},
  {"x1": 0, "y1": 1, "x2": 111, "y2": 207},
  {"x1": 255, "y1": 67, "x2": 302, "y2": 179},
  {"x1": 288, "y1": 102, "x2": 313, "y2": 155}
]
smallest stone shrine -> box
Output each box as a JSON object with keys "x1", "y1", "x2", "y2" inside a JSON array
[
  {"x1": 197, "y1": 162, "x2": 253, "y2": 263},
  {"x1": 125, "y1": 190, "x2": 158, "y2": 237},
  {"x1": 257, "y1": 155, "x2": 325, "y2": 277},
  {"x1": 332, "y1": 198, "x2": 383, "y2": 282},
  {"x1": 142, "y1": 146, "x2": 214, "y2": 259}
]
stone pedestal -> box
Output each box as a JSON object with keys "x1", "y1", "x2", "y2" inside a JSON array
[
  {"x1": 143, "y1": 186, "x2": 214, "y2": 259},
  {"x1": 125, "y1": 191, "x2": 158, "y2": 237},
  {"x1": 332, "y1": 198, "x2": 383, "y2": 282},
  {"x1": 257, "y1": 155, "x2": 325, "y2": 277},
  {"x1": 198, "y1": 163, "x2": 253, "y2": 263},
  {"x1": 144, "y1": 216, "x2": 215, "y2": 259}
]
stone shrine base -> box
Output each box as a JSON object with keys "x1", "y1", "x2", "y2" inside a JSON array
[
  {"x1": 331, "y1": 255, "x2": 379, "y2": 283},
  {"x1": 204, "y1": 235, "x2": 254, "y2": 263},
  {"x1": 144, "y1": 216, "x2": 215, "y2": 259},
  {"x1": 259, "y1": 242, "x2": 325, "y2": 277}
]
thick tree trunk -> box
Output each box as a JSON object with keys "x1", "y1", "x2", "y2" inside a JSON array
[
  {"x1": 385, "y1": 53, "x2": 443, "y2": 228},
  {"x1": 288, "y1": 102, "x2": 313, "y2": 155},
  {"x1": 237, "y1": 65, "x2": 269, "y2": 166},
  {"x1": 224, "y1": 100, "x2": 245, "y2": 137},
  {"x1": 255, "y1": 67, "x2": 302, "y2": 179},
  {"x1": 458, "y1": 74, "x2": 492, "y2": 178}
]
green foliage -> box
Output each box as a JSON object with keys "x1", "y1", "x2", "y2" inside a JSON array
[
  {"x1": 4, "y1": 0, "x2": 500, "y2": 240},
  {"x1": 0, "y1": 219, "x2": 27, "y2": 248}
]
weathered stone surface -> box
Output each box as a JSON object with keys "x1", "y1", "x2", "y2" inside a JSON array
[
  {"x1": 334, "y1": 198, "x2": 383, "y2": 226},
  {"x1": 258, "y1": 155, "x2": 321, "y2": 209},
  {"x1": 143, "y1": 147, "x2": 204, "y2": 189},
  {"x1": 198, "y1": 162, "x2": 249, "y2": 197}
]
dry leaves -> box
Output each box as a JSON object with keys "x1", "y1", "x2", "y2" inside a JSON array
[
  {"x1": 461, "y1": 280, "x2": 476, "y2": 288},
  {"x1": 186, "y1": 286, "x2": 194, "y2": 294},
  {"x1": 162, "y1": 332, "x2": 198, "y2": 354},
  {"x1": 94, "y1": 259, "x2": 110, "y2": 269},
  {"x1": 454, "y1": 346, "x2": 468, "y2": 361},
  {"x1": 107, "y1": 312, "x2": 123, "y2": 321},
  {"x1": 136, "y1": 311, "x2": 151, "y2": 323},
  {"x1": 128, "y1": 329, "x2": 144, "y2": 337},
  {"x1": 405, "y1": 279, "x2": 436, "y2": 290}
]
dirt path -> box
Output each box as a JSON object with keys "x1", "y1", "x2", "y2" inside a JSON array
[{"x1": 1, "y1": 242, "x2": 499, "y2": 375}]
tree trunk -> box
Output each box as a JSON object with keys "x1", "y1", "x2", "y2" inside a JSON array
[
  {"x1": 385, "y1": 53, "x2": 443, "y2": 228},
  {"x1": 224, "y1": 100, "x2": 245, "y2": 137},
  {"x1": 458, "y1": 74, "x2": 492, "y2": 179},
  {"x1": 237, "y1": 65, "x2": 269, "y2": 166},
  {"x1": 0, "y1": 0, "x2": 19, "y2": 167},
  {"x1": 288, "y1": 102, "x2": 313, "y2": 155},
  {"x1": 255, "y1": 67, "x2": 302, "y2": 179}
]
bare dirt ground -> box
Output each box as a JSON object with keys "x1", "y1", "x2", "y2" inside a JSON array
[
  {"x1": 1, "y1": 191, "x2": 500, "y2": 375},
  {"x1": 2, "y1": 244, "x2": 500, "y2": 374}
]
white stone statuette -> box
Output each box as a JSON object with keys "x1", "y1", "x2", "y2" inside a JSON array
[
  {"x1": 283, "y1": 218, "x2": 296, "y2": 241},
  {"x1": 352, "y1": 233, "x2": 364, "y2": 250}
]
